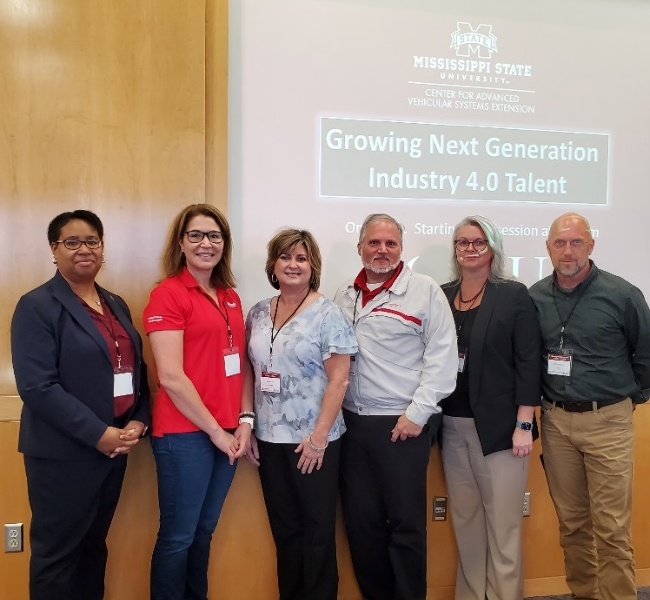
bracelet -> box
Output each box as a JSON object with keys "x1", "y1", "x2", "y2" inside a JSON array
[
  {"x1": 239, "y1": 411, "x2": 255, "y2": 419},
  {"x1": 307, "y1": 433, "x2": 329, "y2": 452},
  {"x1": 238, "y1": 416, "x2": 255, "y2": 427}
]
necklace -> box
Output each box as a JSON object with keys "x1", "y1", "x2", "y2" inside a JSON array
[
  {"x1": 459, "y1": 279, "x2": 487, "y2": 304},
  {"x1": 76, "y1": 293, "x2": 102, "y2": 307},
  {"x1": 75, "y1": 292, "x2": 102, "y2": 308}
]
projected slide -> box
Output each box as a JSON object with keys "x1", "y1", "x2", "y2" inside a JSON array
[
  {"x1": 320, "y1": 119, "x2": 608, "y2": 203},
  {"x1": 230, "y1": 0, "x2": 650, "y2": 306}
]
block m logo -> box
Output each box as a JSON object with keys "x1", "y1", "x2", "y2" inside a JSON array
[{"x1": 450, "y1": 23, "x2": 497, "y2": 59}]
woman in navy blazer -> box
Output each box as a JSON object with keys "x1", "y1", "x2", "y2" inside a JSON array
[
  {"x1": 440, "y1": 215, "x2": 540, "y2": 600},
  {"x1": 11, "y1": 210, "x2": 150, "y2": 600}
]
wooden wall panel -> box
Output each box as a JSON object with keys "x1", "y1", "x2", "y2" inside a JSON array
[
  {"x1": 1, "y1": 1, "x2": 650, "y2": 599},
  {"x1": 0, "y1": 423, "x2": 30, "y2": 598},
  {"x1": 0, "y1": 0, "x2": 206, "y2": 398}
]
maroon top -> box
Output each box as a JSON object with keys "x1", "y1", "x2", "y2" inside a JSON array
[{"x1": 80, "y1": 297, "x2": 136, "y2": 418}]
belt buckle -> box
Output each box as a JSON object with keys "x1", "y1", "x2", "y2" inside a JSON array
[{"x1": 560, "y1": 401, "x2": 587, "y2": 412}]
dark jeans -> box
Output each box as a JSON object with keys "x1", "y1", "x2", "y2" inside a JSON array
[
  {"x1": 150, "y1": 432, "x2": 237, "y2": 600},
  {"x1": 24, "y1": 454, "x2": 127, "y2": 600},
  {"x1": 257, "y1": 438, "x2": 341, "y2": 600}
]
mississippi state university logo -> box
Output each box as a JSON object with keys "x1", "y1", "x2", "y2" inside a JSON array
[{"x1": 450, "y1": 22, "x2": 497, "y2": 59}]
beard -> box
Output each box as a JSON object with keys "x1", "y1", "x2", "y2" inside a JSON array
[
  {"x1": 555, "y1": 260, "x2": 587, "y2": 278},
  {"x1": 363, "y1": 258, "x2": 400, "y2": 275}
]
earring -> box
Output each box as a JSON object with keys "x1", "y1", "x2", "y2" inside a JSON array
[
  {"x1": 51, "y1": 256, "x2": 57, "y2": 264},
  {"x1": 102, "y1": 255, "x2": 106, "y2": 264},
  {"x1": 271, "y1": 273, "x2": 278, "y2": 283}
]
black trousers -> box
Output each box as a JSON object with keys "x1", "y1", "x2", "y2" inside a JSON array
[
  {"x1": 24, "y1": 454, "x2": 127, "y2": 600},
  {"x1": 257, "y1": 438, "x2": 341, "y2": 600},
  {"x1": 340, "y1": 410, "x2": 438, "y2": 600}
]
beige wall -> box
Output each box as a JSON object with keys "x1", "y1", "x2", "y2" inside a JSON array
[{"x1": 1, "y1": 2, "x2": 649, "y2": 598}]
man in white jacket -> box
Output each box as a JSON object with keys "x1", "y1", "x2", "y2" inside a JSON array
[{"x1": 334, "y1": 213, "x2": 457, "y2": 600}]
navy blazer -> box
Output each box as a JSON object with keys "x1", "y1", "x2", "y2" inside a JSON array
[
  {"x1": 441, "y1": 279, "x2": 541, "y2": 455},
  {"x1": 11, "y1": 271, "x2": 151, "y2": 460}
]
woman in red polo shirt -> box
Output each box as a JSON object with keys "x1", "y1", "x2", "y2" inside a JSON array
[{"x1": 143, "y1": 204, "x2": 252, "y2": 600}]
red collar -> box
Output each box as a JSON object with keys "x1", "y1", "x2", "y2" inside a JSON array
[{"x1": 354, "y1": 262, "x2": 403, "y2": 307}]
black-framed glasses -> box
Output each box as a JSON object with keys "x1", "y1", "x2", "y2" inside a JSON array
[
  {"x1": 54, "y1": 237, "x2": 102, "y2": 250},
  {"x1": 185, "y1": 230, "x2": 224, "y2": 244},
  {"x1": 454, "y1": 238, "x2": 488, "y2": 251}
]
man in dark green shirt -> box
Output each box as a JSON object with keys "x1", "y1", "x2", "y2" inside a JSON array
[{"x1": 530, "y1": 213, "x2": 650, "y2": 600}]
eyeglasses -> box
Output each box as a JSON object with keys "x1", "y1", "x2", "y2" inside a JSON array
[
  {"x1": 54, "y1": 237, "x2": 102, "y2": 250},
  {"x1": 551, "y1": 239, "x2": 587, "y2": 249},
  {"x1": 454, "y1": 238, "x2": 488, "y2": 251},
  {"x1": 185, "y1": 230, "x2": 224, "y2": 244}
]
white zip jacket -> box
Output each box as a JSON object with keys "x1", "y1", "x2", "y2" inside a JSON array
[{"x1": 334, "y1": 265, "x2": 458, "y2": 426}]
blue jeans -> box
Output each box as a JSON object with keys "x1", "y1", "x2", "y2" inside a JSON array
[{"x1": 150, "y1": 432, "x2": 237, "y2": 600}]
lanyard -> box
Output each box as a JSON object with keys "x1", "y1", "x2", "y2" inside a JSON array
[
  {"x1": 551, "y1": 276, "x2": 594, "y2": 349},
  {"x1": 201, "y1": 289, "x2": 233, "y2": 348},
  {"x1": 269, "y1": 290, "x2": 311, "y2": 365},
  {"x1": 352, "y1": 288, "x2": 363, "y2": 325},
  {"x1": 93, "y1": 297, "x2": 124, "y2": 369}
]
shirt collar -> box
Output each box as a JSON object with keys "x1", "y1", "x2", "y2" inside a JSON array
[{"x1": 354, "y1": 262, "x2": 404, "y2": 307}]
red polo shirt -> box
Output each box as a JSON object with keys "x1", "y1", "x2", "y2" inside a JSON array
[{"x1": 143, "y1": 268, "x2": 245, "y2": 436}]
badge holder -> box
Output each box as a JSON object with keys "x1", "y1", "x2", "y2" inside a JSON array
[
  {"x1": 114, "y1": 367, "x2": 134, "y2": 397},
  {"x1": 261, "y1": 371, "x2": 281, "y2": 394},
  {"x1": 547, "y1": 348, "x2": 573, "y2": 376},
  {"x1": 224, "y1": 347, "x2": 241, "y2": 377}
]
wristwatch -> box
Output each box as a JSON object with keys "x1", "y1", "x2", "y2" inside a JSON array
[{"x1": 515, "y1": 420, "x2": 533, "y2": 431}]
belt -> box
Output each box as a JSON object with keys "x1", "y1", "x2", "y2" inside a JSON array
[{"x1": 551, "y1": 398, "x2": 626, "y2": 413}]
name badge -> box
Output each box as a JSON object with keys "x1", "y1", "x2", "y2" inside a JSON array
[
  {"x1": 114, "y1": 368, "x2": 134, "y2": 397},
  {"x1": 224, "y1": 347, "x2": 241, "y2": 377},
  {"x1": 261, "y1": 371, "x2": 281, "y2": 393},
  {"x1": 457, "y1": 348, "x2": 467, "y2": 374},
  {"x1": 548, "y1": 348, "x2": 572, "y2": 376}
]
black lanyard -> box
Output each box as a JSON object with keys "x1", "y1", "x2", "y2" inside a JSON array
[
  {"x1": 269, "y1": 290, "x2": 311, "y2": 364},
  {"x1": 352, "y1": 288, "x2": 363, "y2": 325},
  {"x1": 551, "y1": 276, "x2": 594, "y2": 349}
]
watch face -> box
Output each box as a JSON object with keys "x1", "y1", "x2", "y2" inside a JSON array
[{"x1": 517, "y1": 421, "x2": 533, "y2": 431}]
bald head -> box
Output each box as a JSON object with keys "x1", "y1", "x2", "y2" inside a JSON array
[
  {"x1": 548, "y1": 213, "x2": 593, "y2": 242},
  {"x1": 546, "y1": 212, "x2": 595, "y2": 287}
]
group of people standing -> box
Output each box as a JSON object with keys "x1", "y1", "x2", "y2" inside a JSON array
[{"x1": 10, "y1": 206, "x2": 650, "y2": 600}]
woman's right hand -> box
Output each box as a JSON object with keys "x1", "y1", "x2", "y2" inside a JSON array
[
  {"x1": 96, "y1": 426, "x2": 139, "y2": 458},
  {"x1": 210, "y1": 428, "x2": 240, "y2": 464},
  {"x1": 245, "y1": 434, "x2": 260, "y2": 467}
]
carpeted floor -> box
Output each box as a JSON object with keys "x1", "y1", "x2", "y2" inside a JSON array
[{"x1": 526, "y1": 587, "x2": 650, "y2": 599}]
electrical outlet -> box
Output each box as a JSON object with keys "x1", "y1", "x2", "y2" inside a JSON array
[
  {"x1": 523, "y1": 492, "x2": 531, "y2": 517},
  {"x1": 433, "y1": 496, "x2": 448, "y2": 521},
  {"x1": 4, "y1": 523, "x2": 24, "y2": 553}
]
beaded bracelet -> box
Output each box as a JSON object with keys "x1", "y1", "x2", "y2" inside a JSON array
[
  {"x1": 239, "y1": 411, "x2": 255, "y2": 418},
  {"x1": 307, "y1": 434, "x2": 329, "y2": 452}
]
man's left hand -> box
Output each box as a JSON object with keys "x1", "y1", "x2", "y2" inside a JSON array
[{"x1": 391, "y1": 415, "x2": 423, "y2": 442}]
